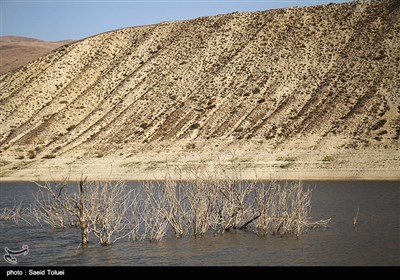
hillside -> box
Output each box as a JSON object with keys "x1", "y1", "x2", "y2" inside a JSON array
[
  {"x1": 0, "y1": 36, "x2": 74, "y2": 75},
  {"x1": 0, "y1": 0, "x2": 399, "y2": 181}
]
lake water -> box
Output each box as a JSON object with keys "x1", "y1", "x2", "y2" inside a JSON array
[{"x1": 0, "y1": 180, "x2": 399, "y2": 266}]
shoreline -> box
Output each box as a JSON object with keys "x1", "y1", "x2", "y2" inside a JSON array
[
  {"x1": 1, "y1": 170, "x2": 399, "y2": 182},
  {"x1": 1, "y1": 147, "x2": 399, "y2": 182}
]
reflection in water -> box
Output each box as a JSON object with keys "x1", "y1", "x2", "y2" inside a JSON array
[{"x1": 0, "y1": 181, "x2": 399, "y2": 266}]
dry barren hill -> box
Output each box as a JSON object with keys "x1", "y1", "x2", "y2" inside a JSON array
[
  {"x1": 0, "y1": 0, "x2": 399, "y2": 181},
  {"x1": 0, "y1": 36, "x2": 74, "y2": 75}
]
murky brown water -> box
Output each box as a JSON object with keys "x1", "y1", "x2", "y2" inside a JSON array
[{"x1": 1, "y1": 181, "x2": 399, "y2": 266}]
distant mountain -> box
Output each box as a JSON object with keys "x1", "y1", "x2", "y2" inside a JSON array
[
  {"x1": 0, "y1": 0, "x2": 398, "y2": 180},
  {"x1": 1, "y1": 36, "x2": 43, "y2": 42},
  {"x1": 0, "y1": 36, "x2": 75, "y2": 75}
]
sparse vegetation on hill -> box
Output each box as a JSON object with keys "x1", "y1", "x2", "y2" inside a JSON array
[{"x1": 0, "y1": 0, "x2": 398, "y2": 180}]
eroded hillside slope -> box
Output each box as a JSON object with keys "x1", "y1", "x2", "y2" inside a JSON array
[{"x1": 0, "y1": 0, "x2": 399, "y2": 180}]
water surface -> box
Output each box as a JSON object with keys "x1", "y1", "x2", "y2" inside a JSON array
[{"x1": 0, "y1": 180, "x2": 398, "y2": 266}]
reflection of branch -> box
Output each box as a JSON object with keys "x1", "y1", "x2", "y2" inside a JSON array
[{"x1": 353, "y1": 207, "x2": 359, "y2": 227}]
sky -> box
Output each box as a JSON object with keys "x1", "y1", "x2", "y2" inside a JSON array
[{"x1": 1, "y1": 0, "x2": 351, "y2": 41}]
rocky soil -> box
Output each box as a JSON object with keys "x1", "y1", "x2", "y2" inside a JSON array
[{"x1": 0, "y1": 0, "x2": 399, "y2": 181}]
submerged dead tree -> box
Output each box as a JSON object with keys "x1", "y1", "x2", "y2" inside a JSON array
[
  {"x1": 32, "y1": 178, "x2": 134, "y2": 245},
  {"x1": 77, "y1": 178, "x2": 90, "y2": 245},
  {"x1": 32, "y1": 177, "x2": 91, "y2": 244}
]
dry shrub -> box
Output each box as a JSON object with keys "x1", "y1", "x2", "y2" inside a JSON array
[
  {"x1": 254, "y1": 181, "x2": 330, "y2": 237},
  {"x1": 139, "y1": 182, "x2": 169, "y2": 242},
  {"x1": 135, "y1": 162, "x2": 330, "y2": 239},
  {"x1": 29, "y1": 179, "x2": 134, "y2": 245},
  {"x1": 29, "y1": 183, "x2": 75, "y2": 229},
  {"x1": 87, "y1": 181, "x2": 134, "y2": 245},
  {"x1": 0, "y1": 203, "x2": 29, "y2": 225}
]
